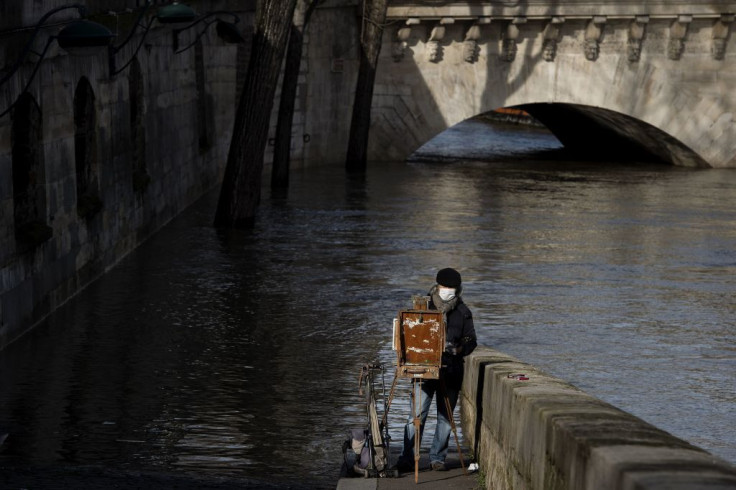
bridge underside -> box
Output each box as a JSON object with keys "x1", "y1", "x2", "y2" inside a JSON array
[
  {"x1": 520, "y1": 104, "x2": 707, "y2": 166},
  {"x1": 366, "y1": 9, "x2": 736, "y2": 167}
]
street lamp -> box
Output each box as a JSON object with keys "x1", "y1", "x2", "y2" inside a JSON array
[
  {"x1": 1, "y1": 1, "x2": 245, "y2": 116},
  {"x1": 58, "y1": 19, "x2": 118, "y2": 54},
  {"x1": 109, "y1": 2, "x2": 243, "y2": 71},
  {"x1": 173, "y1": 11, "x2": 245, "y2": 54},
  {"x1": 0, "y1": 4, "x2": 113, "y2": 118},
  {"x1": 157, "y1": 2, "x2": 198, "y2": 24},
  {"x1": 108, "y1": 1, "x2": 198, "y2": 76}
]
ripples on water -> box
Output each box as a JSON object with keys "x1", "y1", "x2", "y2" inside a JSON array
[{"x1": 0, "y1": 119, "x2": 734, "y2": 488}]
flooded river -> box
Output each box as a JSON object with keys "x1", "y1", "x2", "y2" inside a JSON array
[{"x1": 1, "y1": 119, "x2": 734, "y2": 488}]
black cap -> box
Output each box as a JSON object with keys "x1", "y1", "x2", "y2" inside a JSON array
[{"x1": 436, "y1": 268, "x2": 461, "y2": 288}]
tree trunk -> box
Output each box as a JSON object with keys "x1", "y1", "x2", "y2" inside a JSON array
[
  {"x1": 271, "y1": 0, "x2": 317, "y2": 191},
  {"x1": 345, "y1": 0, "x2": 388, "y2": 172},
  {"x1": 214, "y1": 0, "x2": 298, "y2": 228}
]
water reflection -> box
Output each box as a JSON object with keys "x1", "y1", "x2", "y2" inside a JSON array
[{"x1": 0, "y1": 120, "x2": 734, "y2": 488}]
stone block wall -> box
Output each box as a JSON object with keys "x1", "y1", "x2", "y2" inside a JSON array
[
  {"x1": 0, "y1": 1, "x2": 246, "y2": 350},
  {"x1": 461, "y1": 347, "x2": 736, "y2": 490}
]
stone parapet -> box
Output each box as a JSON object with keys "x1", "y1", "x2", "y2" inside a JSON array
[
  {"x1": 386, "y1": 0, "x2": 736, "y2": 20},
  {"x1": 460, "y1": 347, "x2": 736, "y2": 490}
]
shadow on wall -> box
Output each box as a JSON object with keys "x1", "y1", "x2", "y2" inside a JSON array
[{"x1": 369, "y1": 22, "x2": 447, "y2": 162}]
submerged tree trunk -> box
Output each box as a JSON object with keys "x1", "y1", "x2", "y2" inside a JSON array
[
  {"x1": 214, "y1": 0, "x2": 299, "y2": 228},
  {"x1": 345, "y1": 0, "x2": 388, "y2": 172},
  {"x1": 271, "y1": 0, "x2": 317, "y2": 191}
]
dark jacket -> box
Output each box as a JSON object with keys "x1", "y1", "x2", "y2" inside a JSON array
[{"x1": 430, "y1": 296, "x2": 477, "y2": 388}]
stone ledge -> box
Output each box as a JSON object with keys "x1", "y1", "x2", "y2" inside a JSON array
[
  {"x1": 386, "y1": 2, "x2": 736, "y2": 21},
  {"x1": 461, "y1": 346, "x2": 736, "y2": 490}
]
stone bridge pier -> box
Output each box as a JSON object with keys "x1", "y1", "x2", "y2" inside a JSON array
[{"x1": 358, "y1": 1, "x2": 736, "y2": 167}]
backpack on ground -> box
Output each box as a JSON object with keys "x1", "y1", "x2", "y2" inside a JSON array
[{"x1": 340, "y1": 364, "x2": 397, "y2": 478}]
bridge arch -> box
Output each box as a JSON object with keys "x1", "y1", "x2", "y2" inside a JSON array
[
  {"x1": 516, "y1": 103, "x2": 702, "y2": 166},
  {"x1": 368, "y1": 15, "x2": 736, "y2": 167}
]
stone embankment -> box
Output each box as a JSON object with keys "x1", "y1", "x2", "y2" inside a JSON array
[{"x1": 461, "y1": 347, "x2": 736, "y2": 490}]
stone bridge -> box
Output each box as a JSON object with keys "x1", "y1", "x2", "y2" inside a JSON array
[{"x1": 339, "y1": 0, "x2": 736, "y2": 167}]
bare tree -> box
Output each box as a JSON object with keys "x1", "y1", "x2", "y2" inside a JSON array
[
  {"x1": 345, "y1": 0, "x2": 388, "y2": 172},
  {"x1": 215, "y1": 0, "x2": 299, "y2": 228},
  {"x1": 271, "y1": 0, "x2": 318, "y2": 191}
]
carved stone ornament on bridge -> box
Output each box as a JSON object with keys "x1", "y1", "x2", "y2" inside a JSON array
[
  {"x1": 712, "y1": 38, "x2": 727, "y2": 60},
  {"x1": 668, "y1": 15, "x2": 691, "y2": 60},
  {"x1": 427, "y1": 19, "x2": 453, "y2": 63},
  {"x1": 712, "y1": 14, "x2": 734, "y2": 60},
  {"x1": 427, "y1": 26, "x2": 443, "y2": 62},
  {"x1": 542, "y1": 39, "x2": 556, "y2": 61},
  {"x1": 463, "y1": 39, "x2": 479, "y2": 63},
  {"x1": 426, "y1": 39, "x2": 441, "y2": 62},
  {"x1": 627, "y1": 16, "x2": 648, "y2": 62},
  {"x1": 502, "y1": 38, "x2": 517, "y2": 62},
  {"x1": 463, "y1": 23, "x2": 482, "y2": 63},
  {"x1": 501, "y1": 18, "x2": 525, "y2": 62},
  {"x1": 584, "y1": 16, "x2": 606, "y2": 61},
  {"x1": 542, "y1": 17, "x2": 564, "y2": 62},
  {"x1": 392, "y1": 19, "x2": 419, "y2": 62},
  {"x1": 583, "y1": 40, "x2": 598, "y2": 61},
  {"x1": 392, "y1": 26, "x2": 412, "y2": 61}
]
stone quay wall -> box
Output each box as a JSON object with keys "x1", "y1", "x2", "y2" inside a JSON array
[
  {"x1": 0, "y1": 1, "x2": 248, "y2": 350},
  {"x1": 461, "y1": 347, "x2": 736, "y2": 490}
]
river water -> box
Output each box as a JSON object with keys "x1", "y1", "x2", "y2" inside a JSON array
[{"x1": 0, "y1": 119, "x2": 734, "y2": 488}]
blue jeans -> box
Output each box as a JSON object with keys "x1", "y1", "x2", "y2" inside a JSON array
[{"x1": 400, "y1": 378, "x2": 459, "y2": 464}]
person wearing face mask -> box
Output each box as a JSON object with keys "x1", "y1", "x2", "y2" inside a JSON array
[{"x1": 396, "y1": 267, "x2": 477, "y2": 473}]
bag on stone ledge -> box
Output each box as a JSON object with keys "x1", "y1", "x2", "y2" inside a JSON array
[{"x1": 342, "y1": 428, "x2": 386, "y2": 477}]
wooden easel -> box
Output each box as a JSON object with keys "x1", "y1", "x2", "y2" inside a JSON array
[{"x1": 386, "y1": 296, "x2": 467, "y2": 483}]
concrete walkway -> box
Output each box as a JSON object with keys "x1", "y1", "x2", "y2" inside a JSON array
[{"x1": 336, "y1": 453, "x2": 480, "y2": 490}]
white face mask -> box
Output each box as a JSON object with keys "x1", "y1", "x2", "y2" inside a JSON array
[{"x1": 438, "y1": 287, "x2": 456, "y2": 302}]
